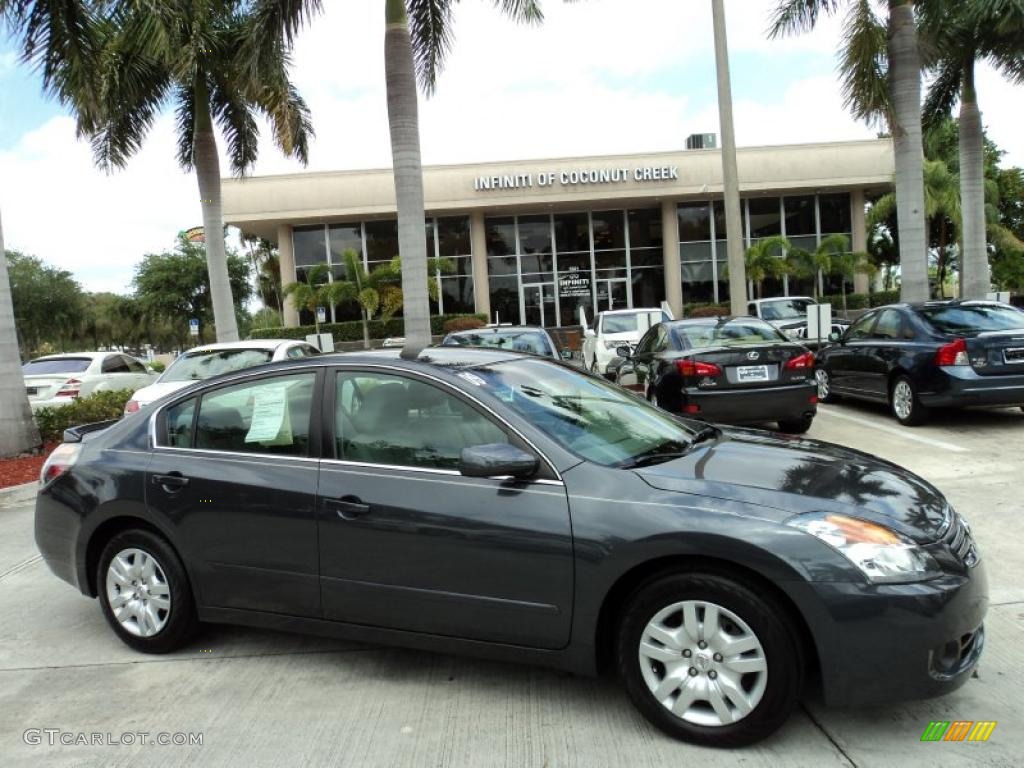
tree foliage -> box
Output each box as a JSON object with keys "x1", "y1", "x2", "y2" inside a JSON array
[{"x1": 5, "y1": 250, "x2": 85, "y2": 356}]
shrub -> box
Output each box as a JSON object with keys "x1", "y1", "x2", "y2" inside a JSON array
[
  {"x1": 686, "y1": 303, "x2": 731, "y2": 318},
  {"x1": 822, "y1": 293, "x2": 869, "y2": 311},
  {"x1": 148, "y1": 360, "x2": 166, "y2": 373},
  {"x1": 443, "y1": 316, "x2": 486, "y2": 333},
  {"x1": 868, "y1": 290, "x2": 900, "y2": 307},
  {"x1": 248, "y1": 314, "x2": 487, "y2": 342},
  {"x1": 34, "y1": 389, "x2": 134, "y2": 443}
]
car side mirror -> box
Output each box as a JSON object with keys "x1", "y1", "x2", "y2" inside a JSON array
[
  {"x1": 828, "y1": 331, "x2": 842, "y2": 343},
  {"x1": 459, "y1": 443, "x2": 538, "y2": 480},
  {"x1": 559, "y1": 348, "x2": 573, "y2": 360},
  {"x1": 584, "y1": 328, "x2": 596, "y2": 339},
  {"x1": 616, "y1": 345, "x2": 633, "y2": 359}
]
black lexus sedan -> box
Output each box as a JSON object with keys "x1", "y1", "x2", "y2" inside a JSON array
[
  {"x1": 616, "y1": 317, "x2": 818, "y2": 433},
  {"x1": 36, "y1": 348, "x2": 986, "y2": 747},
  {"x1": 815, "y1": 300, "x2": 1024, "y2": 425}
]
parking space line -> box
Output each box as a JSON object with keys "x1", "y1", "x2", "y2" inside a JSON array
[{"x1": 816, "y1": 407, "x2": 968, "y2": 453}]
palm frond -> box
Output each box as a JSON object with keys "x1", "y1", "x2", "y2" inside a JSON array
[
  {"x1": 922, "y1": 59, "x2": 964, "y2": 134},
  {"x1": 209, "y1": 72, "x2": 260, "y2": 175},
  {"x1": 491, "y1": 1, "x2": 544, "y2": 24},
  {"x1": 406, "y1": 0, "x2": 455, "y2": 94},
  {"x1": 838, "y1": 0, "x2": 889, "y2": 126},
  {"x1": 767, "y1": 0, "x2": 841, "y2": 39},
  {"x1": 174, "y1": 83, "x2": 197, "y2": 169},
  {"x1": 248, "y1": 0, "x2": 323, "y2": 46}
]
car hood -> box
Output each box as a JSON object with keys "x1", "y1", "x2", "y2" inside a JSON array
[
  {"x1": 131, "y1": 380, "x2": 193, "y2": 406},
  {"x1": 635, "y1": 427, "x2": 949, "y2": 543}
]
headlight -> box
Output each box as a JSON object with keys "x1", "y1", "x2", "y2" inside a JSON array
[{"x1": 787, "y1": 513, "x2": 941, "y2": 583}]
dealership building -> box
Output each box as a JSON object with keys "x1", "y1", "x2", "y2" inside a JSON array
[{"x1": 222, "y1": 138, "x2": 894, "y2": 328}]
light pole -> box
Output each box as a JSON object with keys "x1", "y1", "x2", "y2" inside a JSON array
[{"x1": 712, "y1": 0, "x2": 747, "y2": 316}]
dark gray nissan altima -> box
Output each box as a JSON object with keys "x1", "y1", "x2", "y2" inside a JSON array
[{"x1": 35, "y1": 347, "x2": 987, "y2": 747}]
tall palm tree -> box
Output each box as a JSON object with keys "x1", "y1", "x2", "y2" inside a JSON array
[
  {"x1": 770, "y1": 0, "x2": 930, "y2": 303},
  {"x1": 78, "y1": 1, "x2": 313, "y2": 343},
  {"x1": 787, "y1": 234, "x2": 851, "y2": 300},
  {"x1": 920, "y1": 0, "x2": 1024, "y2": 299}
]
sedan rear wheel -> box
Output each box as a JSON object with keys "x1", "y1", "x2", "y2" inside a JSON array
[
  {"x1": 617, "y1": 572, "x2": 802, "y2": 747},
  {"x1": 97, "y1": 529, "x2": 197, "y2": 653},
  {"x1": 891, "y1": 375, "x2": 928, "y2": 426}
]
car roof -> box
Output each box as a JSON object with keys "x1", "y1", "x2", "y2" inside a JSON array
[
  {"x1": 749, "y1": 296, "x2": 814, "y2": 305},
  {"x1": 29, "y1": 351, "x2": 112, "y2": 361},
  {"x1": 667, "y1": 315, "x2": 761, "y2": 326},
  {"x1": 446, "y1": 326, "x2": 548, "y2": 335},
  {"x1": 182, "y1": 339, "x2": 295, "y2": 353},
  {"x1": 599, "y1": 307, "x2": 663, "y2": 316},
  {"x1": 316, "y1": 346, "x2": 527, "y2": 368}
]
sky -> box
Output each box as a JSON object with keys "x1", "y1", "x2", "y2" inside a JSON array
[{"x1": 1, "y1": 0, "x2": 1021, "y2": 295}]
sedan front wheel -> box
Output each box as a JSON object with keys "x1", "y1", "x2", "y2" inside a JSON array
[{"x1": 617, "y1": 572, "x2": 802, "y2": 747}]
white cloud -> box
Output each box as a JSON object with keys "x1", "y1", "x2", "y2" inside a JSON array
[{"x1": 1, "y1": 0, "x2": 1020, "y2": 294}]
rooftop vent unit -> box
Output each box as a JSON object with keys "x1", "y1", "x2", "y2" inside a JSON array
[{"x1": 686, "y1": 133, "x2": 718, "y2": 150}]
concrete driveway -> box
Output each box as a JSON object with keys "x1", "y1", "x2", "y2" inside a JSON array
[{"x1": 1, "y1": 402, "x2": 1022, "y2": 767}]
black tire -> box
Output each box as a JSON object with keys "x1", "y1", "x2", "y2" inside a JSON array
[
  {"x1": 616, "y1": 571, "x2": 803, "y2": 747},
  {"x1": 814, "y1": 368, "x2": 838, "y2": 403},
  {"x1": 96, "y1": 528, "x2": 198, "y2": 653},
  {"x1": 777, "y1": 416, "x2": 813, "y2": 434},
  {"x1": 890, "y1": 374, "x2": 929, "y2": 426}
]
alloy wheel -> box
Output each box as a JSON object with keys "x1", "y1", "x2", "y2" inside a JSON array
[
  {"x1": 637, "y1": 600, "x2": 768, "y2": 727},
  {"x1": 892, "y1": 380, "x2": 914, "y2": 421},
  {"x1": 105, "y1": 548, "x2": 171, "y2": 638},
  {"x1": 814, "y1": 369, "x2": 830, "y2": 401}
]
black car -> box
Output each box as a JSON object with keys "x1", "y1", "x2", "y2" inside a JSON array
[
  {"x1": 36, "y1": 348, "x2": 986, "y2": 747},
  {"x1": 442, "y1": 325, "x2": 562, "y2": 359},
  {"x1": 815, "y1": 300, "x2": 1024, "y2": 425},
  {"x1": 617, "y1": 317, "x2": 818, "y2": 433}
]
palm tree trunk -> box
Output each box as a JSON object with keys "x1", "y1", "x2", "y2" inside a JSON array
[
  {"x1": 958, "y1": 60, "x2": 988, "y2": 300},
  {"x1": 937, "y1": 217, "x2": 948, "y2": 298},
  {"x1": 385, "y1": 0, "x2": 431, "y2": 349},
  {"x1": 193, "y1": 77, "x2": 240, "y2": 343},
  {"x1": 361, "y1": 308, "x2": 371, "y2": 350},
  {"x1": 888, "y1": 0, "x2": 929, "y2": 303},
  {"x1": 712, "y1": 0, "x2": 747, "y2": 316},
  {"x1": 0, "y1": 210, "x2": 41, "y2": 457}
]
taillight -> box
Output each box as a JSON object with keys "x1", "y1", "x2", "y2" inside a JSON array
[
  {"x1": 55, "y1": 378, "x2": 82, "y2": 398},
  {"x1": 39, "y1": 443, "x2": 82, "y2": 485},
  {"x1": 683, "y1": 404, "x2": 701, "y2": 414},
  {"x1": 935, "y1": 338, "x2": 968, "y2": 366},
  {"x1": 785, "y1": 351, "x2": 815, "y2": 370},
  {"x1": 676, "y1": 359, "x2": 722, "y2": 377},
  {"x1": 124, "y1": 400, "x2": 140, "y2": 414}
]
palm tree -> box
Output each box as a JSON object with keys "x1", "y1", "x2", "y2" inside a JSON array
[
  {"x1": 770, "y1": 0, "x2": 930, "y2": 303},
  {"x1": 742, "y1": 235, "x2": 791, "y2": 299},
  {"x1": 335, "y1": 249, "x2": 404, "y2": 349},
  {"x1": 830, "y1": 247, "x2": 877, "y2": 312},
  {"x1": 787, "y1": 234, "x2": 851, "y2": 300},
  {"x1": 282, "y1": 264, "x2": 350, "y2": 340},
  {"x1": 78, "y1": 2, "x2": 313, "y2": 344},
  {"x1": 920, "y1": 0, "x2": 1024, "y2": 299}
]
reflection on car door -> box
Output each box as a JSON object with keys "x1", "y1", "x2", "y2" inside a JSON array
[
  {"x1": 146, "y1": 371, "x2": 322, "y2": 617},
  {"x1": 620, "y1": 325, "x2": 662, "y2": 394},
  {"x1": 828, "y1": 311, "x2": 878, "y2": 394},
  {"x1": 862, "y1": 309, "x2": 911, "y2": 397},
  {"x1": 317, "y1": 368, "x2": 574, "y2": 649}
]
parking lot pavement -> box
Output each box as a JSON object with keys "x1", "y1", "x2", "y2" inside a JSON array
[{"x1": 1, "y1": 405, "x2": 1022, "y2": 767}]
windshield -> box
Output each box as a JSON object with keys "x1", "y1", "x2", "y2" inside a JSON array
[
  {"x1": 916, "y1": 304, "x2": 1024, "y2": 336},
  {"x1": 161, "y1": 348, "x2": 275, "y2": 382},
  {"x1": 444, "y1": 330, "x2": 552, "y2": 357},
  {"x1": 759, "y1": 298, "x2": 814, "y2": 321},
  {"x1": 600, "y1": 311, "x2": 665, "y2": 335},
  {"x1": 464, "y1": 358, "x2": 703, "y2": 467},
  {"x1": 23, "y1": 357, "x2": 92, "y2": 375},
  {"x1": 675, "y1": 319, "x2": 787, "y2": 348}
]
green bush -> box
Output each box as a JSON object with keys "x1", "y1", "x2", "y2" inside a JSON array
[
  {"x1": 34, "y1": 389, "x2": 134, "y2": 443},
  {"x1": 248, "y1": 314, "x2": 487, "y2": 342},
  {"x1": 148, "y1": 360, "x2": 166, "y2": 373},
  {"x1": 868, "y1": 290, "x2": 900, "y2": 307},
  {"x1": 685, "y1": 303, "x2": 731, "y2": 318},
  {"x1": 822, "y1": 293, "x2": 870, "y2": 310}
]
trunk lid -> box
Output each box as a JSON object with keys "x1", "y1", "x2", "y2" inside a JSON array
[
  {"x1": 23, "y1": 374, "x2": 76, "y2": 401},
  {"x1": 963, "y1": 329, "x2": 1024, "y2": 376},
  {"x1": 670, "y1": 343, "x2": 813, "y2": 389}
]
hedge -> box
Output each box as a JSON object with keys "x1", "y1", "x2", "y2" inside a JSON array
[
  {"x1": 249, "y1": 314, "x2": 488, "y2": 342},
  {"x1": 34, "y1": 389, "x2": 134, "y2": 443}
]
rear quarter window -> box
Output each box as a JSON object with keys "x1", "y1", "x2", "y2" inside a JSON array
[{"x1": 917, "y1": 305, "x2": 1024, "y2": 336}]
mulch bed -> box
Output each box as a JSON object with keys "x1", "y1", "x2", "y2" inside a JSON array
[{"x1": 0, "y1": 443, "x2": 58, "y2": 489}]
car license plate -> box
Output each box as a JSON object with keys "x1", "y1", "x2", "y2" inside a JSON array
[
  {"x1": 25, "y1": 387, "x2": 38, "y2": 396},
  {"x1": 1004, "y1": 347, "x2": 1024, "y2": 364},
  {"x1": 735, "y1": 365, "x2": 769, "y2": 382}
]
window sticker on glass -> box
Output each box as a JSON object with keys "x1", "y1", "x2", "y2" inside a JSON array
[{"x1": 245, "y1": 384, "x2": 292, "y2": 445}]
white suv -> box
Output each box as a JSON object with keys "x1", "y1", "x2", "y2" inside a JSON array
[{"x1": 581, "y1": 308, "x2": 668, "y2": 378}]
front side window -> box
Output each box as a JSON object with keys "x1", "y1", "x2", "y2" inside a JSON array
[
  {"x1": 335, "y1": 372, "x2": 509, "y2": 470},
  {"x1": 674, "y1": 319, "x2": 787, "y2": 349},
  {"x1": 846, "y1": 312, "x2": 877, "y2": 340},
  {"x1": 161, "y1": 348, "x2": 275, "y2": 382},
  {"x1": 165, "y1": 398, "x2": 196, "y2": 448},
  {"x1": 464, "y1": 358, "x2": 702, "y2": 468},
  {"x1": 190, "y1": 373, "x2": 315, "y2": 455},
  {"x1": 872, "y1": 309, "x2": 908, "y2": 340}
]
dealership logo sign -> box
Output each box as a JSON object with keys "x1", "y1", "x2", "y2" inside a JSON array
[{"x1": 474, "y1": 165, "x2": 679, "y2": 191}]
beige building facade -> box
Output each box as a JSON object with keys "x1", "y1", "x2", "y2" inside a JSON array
[{"x1": 222, "y1": 139, "x2": 894, "y2": 328}]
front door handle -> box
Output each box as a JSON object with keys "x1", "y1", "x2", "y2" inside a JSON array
[
  {"x1": 151, "y1": 472, "x2": 189, "y2": 492},
  {"x1": 328, "y1": 496, "x2": 370, "y2": 520}
]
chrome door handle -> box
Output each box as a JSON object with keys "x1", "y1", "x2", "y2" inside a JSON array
[{"x1": 329, "y1": 496, "x2": 370, "y2": 520}]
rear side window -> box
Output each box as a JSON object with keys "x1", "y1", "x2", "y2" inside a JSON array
[
  {"x1": 917, "y1": 305, "x2": 1024, "y2": 336},
  {"x1": 192, "y1": 373, "x2": 316, "y2": 456},
  {"x1": 101, "y1": 355, "x2": 131, "y2": 373},
  {"x1": 22, "y1": 358, "x2": 92, "y2": 374},
  {"x1": 165, "y1": 399, "x2": 196, "y2": 448},
  {"x1": 125, "y1": 357, "x2": 148, "y2": 373}
]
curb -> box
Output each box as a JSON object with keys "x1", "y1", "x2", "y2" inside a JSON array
[{"x1": 0, "y1": 481, "x2": 38, "y2": 505}]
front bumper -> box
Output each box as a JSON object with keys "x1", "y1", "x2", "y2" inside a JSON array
[
  {"x1": 786, "y1": 560, "x2": 988, "y2": 707},
  {"x1": 679, "y1": 382, "x2": 818, "y2": 424},
  {"x1": 920, "y1": 366, "x2": 1024, "y2": 408}
]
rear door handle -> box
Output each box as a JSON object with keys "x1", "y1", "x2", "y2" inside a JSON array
[
  {"x1": 151, "y1": 473, "x2": 189, "y2": 491},
  {"x1": 328, "y1": 496, "x2": 370, "y2": 520}
]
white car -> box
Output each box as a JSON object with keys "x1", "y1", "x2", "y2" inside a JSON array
[
  {"x1": 23, "y1": 352, "x2": 156, "y2": 413},
  {"x1": 125, "y1": 339, "x2": 320, "y2": 414},
  {"x1": 581, "y1": 307, "x2": 669, "y2": 378},
  {"x1": 747, "y1": 296, "x2": 850, "y2": 341}
]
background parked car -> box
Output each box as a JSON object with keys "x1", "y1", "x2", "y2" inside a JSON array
[
  {"x1": 124, "y1": 339, "x2": 320, "y2": 413},
  {"x1": 581, "y1": 307, "x2": 669, "y2": 377},
  {"x1": 23, "y1": 352, "x2": 155, "y2": 412},
  {"x1": 617, "y1": 317, "x2": 818, "y2": 433},
  {"x1": 815, "y1": 300, "x2": 1024, "y2": 425},
  {"x1": 748, "y1": 296, "x2": 850, "y2": 341},
  {"x1": 441, "y1": 325, "x2": 563, "y2": 359}
]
